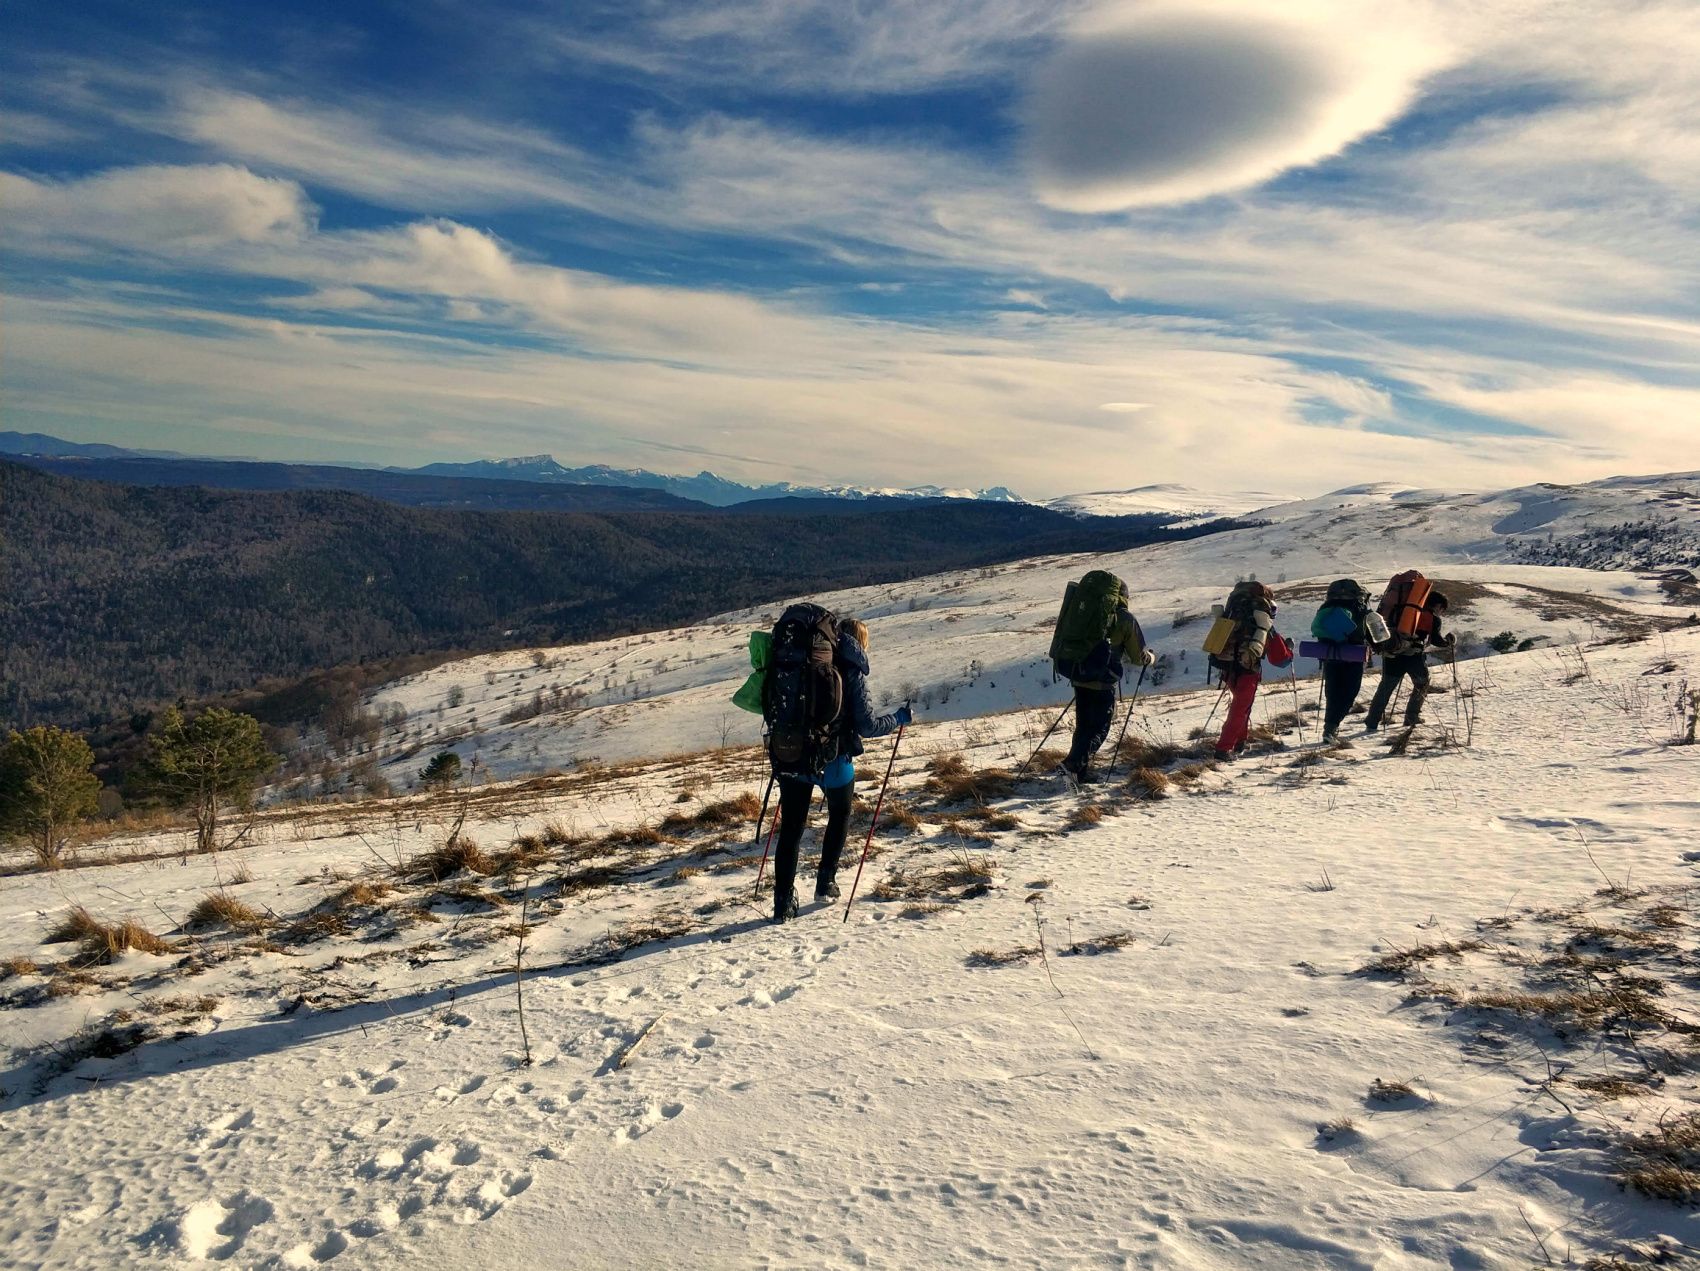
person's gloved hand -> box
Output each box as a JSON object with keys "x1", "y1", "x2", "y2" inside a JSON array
[
  {"x1": 893, "y1": 704, "x2": 913, "y2": 727},
  {"x1": 1141, "y1": 649, "x2": 1157, "y2": 668},
  {"x1": 1445, "y1": 633, "x2": 1458, "y2": 648}
]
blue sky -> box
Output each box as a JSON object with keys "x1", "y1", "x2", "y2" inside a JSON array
[{"x1": 3, "y1": 0, "x2": 1697, "y2": 498}]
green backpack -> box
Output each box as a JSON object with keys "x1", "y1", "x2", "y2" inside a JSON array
[{"x1": 1049, "y1": 570, "x2": 1126, "y2": 676}]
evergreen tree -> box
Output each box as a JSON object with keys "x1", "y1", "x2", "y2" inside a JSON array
[
  {"x1": 419, "y1": 751, "x2": 462, "y2": 788},
  {"x1": 139, "y1": 708, "x2": 277, "y2": 855},
  {"x1": 0, "y1": 726, "x2": 101, "y2": 866}
]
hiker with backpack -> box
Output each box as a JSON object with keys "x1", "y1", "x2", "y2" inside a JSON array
[
  {"x1": 1364, "y1": 572, "x2": 1455, "y2": 733},
  {"x1": 761, "y1": 606, "x2": 908, "y2": 924},
  {"x1": 1306, "y1": 579, "x2": 1389, "y2": 743},
  {"x1": 1202, "y1": 580, "x2": 1293, "y2": 762},
  {"x1": 1048, "y1": 570, "x2": 1155, "y2": 783}
]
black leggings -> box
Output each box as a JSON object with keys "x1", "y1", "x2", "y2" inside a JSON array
[
  {"x1": 1321, "y1": 660, "x2": 1365, "y2": 737},
  {"x1": 772, "y1": 778, "x2": 853, "y2": 911}
]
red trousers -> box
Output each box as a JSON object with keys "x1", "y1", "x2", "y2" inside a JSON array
[{"x1": 1217, "y1": 667, "x2": 1262, "y2": 753}]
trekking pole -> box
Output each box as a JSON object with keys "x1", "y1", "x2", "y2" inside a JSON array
[
  {"x1": 1288, "y1": 665, "x2": 1305, "y2": 747},
  {"x1": 1104, "y1": 665, "x2": 1148, "y2": 778},
  {"x1": 1201, "y1": 680, "x2": 1230, "y2": 735},
  {"x1": 751, "y1": 773, "x2": 774, "y2": 853},
  {"x1": 843, "y1": 723, "x2": 905, "y2": 923},
  {"x1": 1015, "y1": 700, "x2": 1073, "y2": 777},
  {"x1": 753, "y1": 810, "x2": 780, "y2": 898}
]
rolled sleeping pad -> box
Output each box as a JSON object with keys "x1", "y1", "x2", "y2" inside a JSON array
[{"x1": 1299, "y1": 640, "x2": 1370, "y2": 664}]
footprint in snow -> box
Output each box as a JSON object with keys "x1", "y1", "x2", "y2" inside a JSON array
[{"x1": 174, "y1": 1190, "x2": 275, "y2": 1262}]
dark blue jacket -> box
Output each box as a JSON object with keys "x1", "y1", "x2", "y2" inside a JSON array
[{"x1": 835, "y1": 631, "x2": 901, "y2": 758}]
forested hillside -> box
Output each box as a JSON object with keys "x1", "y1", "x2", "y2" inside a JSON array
[{"x1": 0, "y1": 461, "x2": 1221, "y2": 730}]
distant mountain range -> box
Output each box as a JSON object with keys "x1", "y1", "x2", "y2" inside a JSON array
[
  {"x1": 0, "y1": 433, "x2": 1025, "y2": 508},
  {"x1": 403, "y1": 454, "x2": 1025, "y2": 507}
]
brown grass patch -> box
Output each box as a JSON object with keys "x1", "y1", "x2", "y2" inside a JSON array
[
  {"x1": 46, "y1": 907, "x2": 175, "y2": 962},
  {"x1": 431, "y1": 881, "x2": 508, "y2": 911},
  {"x1": 667, "y1": 866, "x2": 702, "y2": 885},
  {"x1": 707, "y1": 854, "x2": 760, "y2": 874},
  {"x1": 659, "y1": 792, "x2": 762, "y2": 834},
  {"x1": 539, "y1": 819, "x2": 579, "y2": 847},
  {"x1": 559, "y1": 864, "x2": 625, "y2": 896},
  {"x1": 922, "y1": 754, "x2": 1016, "y2": 805},
  {"x1": 400, "y1": 835, "x2": 491, "y2": 882},
  {"x1": 2, "y1": 956, "x2": 41, "y2": 978},
  {"x1": 900, "y1": 902, "x2": 947, "y2": 919},
  {"x1": 1360, "y1": 939, "x2": 1486, "y2": 976},
  {"x1": 1065, "y1": 804, "x2": 1104, "y2": 831},
  {"x1": 46, "y1": 972, "x2": 102, "y2": 998},
  {"x1": 600, "y1": 823, "x2": 680, "y2": 850},
  {"x1": 1573, "y1": 1076, "x2": 1653, "y2": 1100},
  {"x1": 880, "y1": 800, "x2": 922, "y2": 833},
  {"x1": 327, "y1": 880, "x2": 394, "y2": 909},
  {"x1": 1367, "y1": 1078, "x2": 1417, "y2": 1104},
  {"x1": 1062, "y1": 930, "x2": 1134, "y2": 955},
  {"x1": 489, "y1": 835, "x2": 552, "y2": 876},
  {"x1": 186, "y1": 891, "x2": 268, "y2": 931},
  {"x1": 1126, "y1": 767, "x2": 1171, "y2": 799},
  {"x1": 966, "y1": 945, "x2": 1041, "y2": 967}
]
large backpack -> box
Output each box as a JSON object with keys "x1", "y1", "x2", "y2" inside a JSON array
[
  {"x1": 1313, "y1": 578, "x2": 1369, "y2": 644},
  {"x1": 1378, "y1": 570, "x2": 1435, "y2": 639},
  {"x1": 1049, "y1": 570, "x2": 1125, "y2": 679},
  {"x1": 762, "y1": 603, "x2": 845, "y2": 775},
  {"x1": 1209, "y1": 580, "x2": 1275, "y2": 672}
]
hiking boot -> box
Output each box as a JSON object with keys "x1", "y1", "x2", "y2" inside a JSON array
[
  {"x1": 772, "y1": 891, "x2": 799, "y2": 925},
  {"x1": 1212, "y1": 749, "x2": 1236, "y2": 763},
  {"x1": 815, "y1": 881, "x2": 841, "y2": 902},
  {"x1": 1073, "y1": 766, "x2": 1100, "y2": 785}
]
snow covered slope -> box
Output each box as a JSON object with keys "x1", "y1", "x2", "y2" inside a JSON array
[
  {"x1": 1046, "y1": 482, "x2": 1282, "y2": 523},
  {"x1": 4, "y1": 627, "x2": 1698, "y2": 1267},
  {"x1": 353, "y1": 471, "x2": 1699, "y2": 785}
]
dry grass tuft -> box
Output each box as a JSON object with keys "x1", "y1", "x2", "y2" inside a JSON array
[
  {"x1": 1367, "y1": 1078, "x2": 1417, "y2": 1104},
  {"x1": 1360, "y1": 939, "x2": 1486, "y2": 976},
  {"x1": 923, "y1": 754, "x2": 1016, "y2": 805},
  {"x1": 539, "y1": 819, "x2": 579, "y2": 847},
  {"x1": 401, "y1": 835, "x2": 491, "y2": 882},
  {"x1": 327, "y1": 880, "x2": 394, "y2": 909},
  {"x1": 880, "y1": 800, "x2": 923, "y2": 833},
  {"x1": 707, "y1": 854, "x2": 760, "y2": 874},
  {"x1": 659, "y1": 792, "x2": 762, "y2": 834},
  {"x1": 45, "y1": 906, "x2": 108, "y2": 945},
  {"x1": 2, "y1": 955, "x2": 42, "y2": 978},
  {"x1": 900, "y1": 902, "x2": 947, "y2": 919},
  {"x1": 46, "y1": 972, "x2": 102, "y2": 998},
  {"x1": 46, "y1": 906, "x2": 175, "y2": 961},
  {"x1": 667, "y1": 865, "x2": 702, "y2": 885},
  {"x1": 559, "y1": 864, "x2": 625, "y2": 896},
  {"x1": 1065, "y1": 804, "x2": 1104, "y2": 831},
  {"x1": 600, "y1": 823, "x2": 680, "y2": 850},
  {"x1": 1023, "y1": 748, "x2": 1069, "y2": 775},
  {"x1": 431, "y1": 881, "x2": 508, "y2": 911},
  {"x1": 489, "y1": 835, "x2": 552, "y2": 876},
  {"x1": 186, "y1": 891, "x2": 268, "y2": 931},
  {"x1": 1573, "y1": 1076, "x2": 1653, "y2": 1100},
  {"x1": 1062, "y1": 930, "x2": 1134, "y2": 955},
  {"x1": 966, "y1": 944, "x2": 1041, "y2": 967},
  {"x1": 1126, "y1": 767, "x2": 1171, "y2": 800}
]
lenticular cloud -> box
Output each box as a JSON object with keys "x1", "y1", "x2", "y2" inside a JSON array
[{"x1": 1025, "y1": 0, "x2": 1449, "y2": 211}]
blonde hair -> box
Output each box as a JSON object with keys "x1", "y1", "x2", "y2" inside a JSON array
[{"x1": 845, "y1": 618, "x2": 870, "y2": 651}]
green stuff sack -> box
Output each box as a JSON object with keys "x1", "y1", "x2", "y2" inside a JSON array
[
  {"x1": 731, "y1": 630, "x2": 772, "y2": 713},
  {"x1": 1049, "y1": 570, "x2": 1126, "y2": 676}
]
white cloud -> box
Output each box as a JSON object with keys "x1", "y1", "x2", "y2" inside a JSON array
[
  {"x1": 172, "y1": 88, "x2": 604, "y2": 215},
  {"x1": 0, "y1": 163, "x2": 312, "y2": 248},
  {"x1": 545, "y1": 0, "x2": 1075, "y2": 95},
  {"x1": 1024, "y1": 0, "x2": 1451, "y2": 210}
]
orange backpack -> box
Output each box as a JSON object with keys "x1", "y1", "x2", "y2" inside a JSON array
[{"x1": 1378, "y1": 570, "x2": 1434, "y2": 639}]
